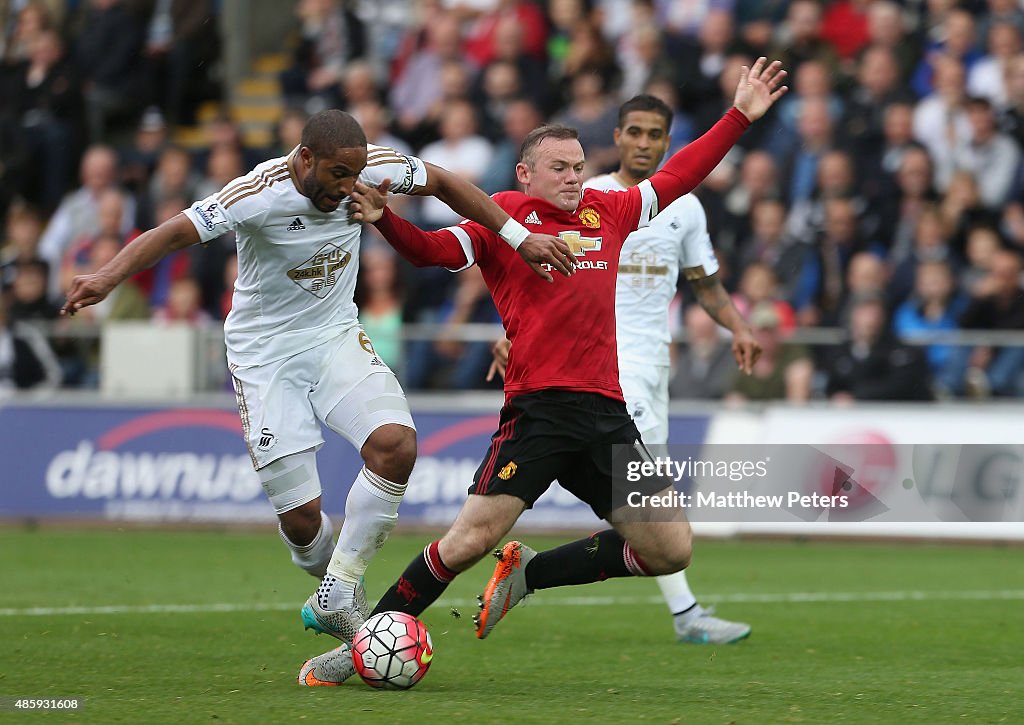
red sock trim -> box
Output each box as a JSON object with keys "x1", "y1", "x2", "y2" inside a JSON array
[
  {"x1": 423, "y1": 540, "x2": 457, "y2": 583},
  {"x1": 622, "y1": 543, "x2": 653, "y2": 576}
]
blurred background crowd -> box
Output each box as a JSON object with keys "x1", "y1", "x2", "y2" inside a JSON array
[{"x1": 2, "y1": 0, "x2": 1024, "y2": 402}]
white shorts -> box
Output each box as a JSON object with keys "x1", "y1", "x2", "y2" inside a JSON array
[
  {"x1": 230, "y1": 328, "x2": 415, "y2": 470},
  {"x1": 620, "y1": 364, "x2": 670, "y2": 446}
]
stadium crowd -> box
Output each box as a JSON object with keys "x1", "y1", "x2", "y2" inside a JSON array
[{"x1": 2, "y1": 0, "x2": 1024, "y2": 400}]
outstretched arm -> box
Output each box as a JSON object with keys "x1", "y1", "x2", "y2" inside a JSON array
[
  {"x1": 649, "y1": 58, "x2": 787, "y2": 210},
  {"x1": 414, "y1": 164, "x2": 577, "y2": 281},
  {"x1": 685, "y1": 272, "x2": 761, "y2": 374},
  {"x1": 61, "y1": 214, "x2": 200, "y2": 316}
]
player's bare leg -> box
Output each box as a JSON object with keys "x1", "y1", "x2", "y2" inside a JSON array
[
  {"x1": 302, "y1": 423, "x2": 416, "y2": 643},
  {"x1": 475, "y1": 490, "x2": 691, "y2": 639}
]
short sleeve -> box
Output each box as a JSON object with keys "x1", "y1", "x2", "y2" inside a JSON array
[
  {"x1": 594, "y1": 180, "x2": 660, "y2": 237},
  {"x1": 674, "y1": 197, "x2": 719, "y2": 276},
  {"x1": 360, "y1": 145, "x2": 429, "y2": 195},
  {"x1": 440, "y1": 220, "x2": 495, "y2": 272},
  {"x1": 182, "y1": 192, "x2": 244, "y2": 243}
]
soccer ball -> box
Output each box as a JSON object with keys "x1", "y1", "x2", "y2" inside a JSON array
[{"x1": 351, "y1": 611, "x2": 433, "y2": 689}]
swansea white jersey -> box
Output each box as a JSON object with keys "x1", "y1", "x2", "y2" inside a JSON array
[
  {"x1": 584, "y1": 174, "x2": 718, "y2": 368},
  {"x1": 183, "y1": 145, "x2": 427, "y2": 366}
]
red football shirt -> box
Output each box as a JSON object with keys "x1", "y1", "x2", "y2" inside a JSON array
[
  {"x1": 449, "y1": 184, "x2": 659, "y2": 400},
  {"x1": 374, "y1": 108, "x2": 751, "y2": 401}
]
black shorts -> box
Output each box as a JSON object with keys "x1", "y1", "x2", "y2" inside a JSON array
[{"x1": 469, "y1": 390, "x2": 667, "y2": 518}]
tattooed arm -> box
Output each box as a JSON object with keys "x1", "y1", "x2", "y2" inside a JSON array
[{"x1": 685, "y1": 270, "x2": 760, "y2": 374}]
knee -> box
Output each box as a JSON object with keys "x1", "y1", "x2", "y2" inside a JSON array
[
  {"x1": 362, "y1": 424, "x2": 417, "y2": 481},
  {"x1": 642, "y1": 529, "x2": 692, "y2": 575},
  {"x1": 279, "y1": 500, "x2": 322, "y2": 546},
  {"x1": 439, "y1": 526, "x2": 502, "y2": 572}
]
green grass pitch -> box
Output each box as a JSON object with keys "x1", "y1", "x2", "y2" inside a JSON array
[{"x1": 1, "y1": 528, "x2": 1022, "y2": 724}]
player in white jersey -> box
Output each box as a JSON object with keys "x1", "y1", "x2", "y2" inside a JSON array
[
  {"x1": 491, "y1": 95, "x2": 760, "y2": 644},
  {"x1": 62, "y1": 110, "x2": 576, "y2": 652}
]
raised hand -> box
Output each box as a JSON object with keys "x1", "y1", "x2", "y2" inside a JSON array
[
  {"x1": 517, "y1": 234, "x2": 577, "y2": 283},
  {"x1": 732, "y1": 57, "x2": 788, "y2": 123},
  {"x1": 350, "y1": 178, "x2": 391, "y2": 223}
]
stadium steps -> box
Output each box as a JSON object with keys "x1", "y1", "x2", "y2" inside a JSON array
[
  {"x1": 171, "y1": 54, "x2": 285, "y2": 150},
  {"x1": 232, "y1": 53, "x2": 286, "y2": 149}
]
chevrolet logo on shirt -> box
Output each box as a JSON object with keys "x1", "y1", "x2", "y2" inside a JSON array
[{"x1": 559, "y1": 231, "x2": 602, "y2": 256}]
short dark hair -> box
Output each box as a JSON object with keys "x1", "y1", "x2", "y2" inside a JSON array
[
  {"x1": 301, "y1": 110, "x2": 367, "y2": 159},
  {"x1": 519, "y1": 125, "x2": 579, "y2": 167},
  {"x1": 618, "y1": 94, "x2": 673, "y2": 130}
]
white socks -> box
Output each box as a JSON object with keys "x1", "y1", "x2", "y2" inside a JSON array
[
  {"x1": 322, "y1": 467, "x2": 407, "y2": 609},
  {"x1": 656, "y1": 571, "x2": 698, "y2": 616},
  {"x1": 279, "y1": 510, "x2": 334, "y2": 578}
]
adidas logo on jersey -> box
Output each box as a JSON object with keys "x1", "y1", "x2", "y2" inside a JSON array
[
  {"x1": 524, "y1": 211, "x2": 541, "y2": 225},
  {"x1": 287, "y1": 217, "x2": 306, "y2": 231}
]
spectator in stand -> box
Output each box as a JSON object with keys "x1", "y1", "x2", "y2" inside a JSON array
[
  {"x1": 824, "y1": 294, "x2": 932, "y2": 402},
  {"x1": 959, "y1": 224, "x2": 1004, "y2": 297},
  {"x1": 152, "y1": 275, "x2": 211, "y2": 325},
  {"x1": 557, "y1": 16, "x2": 620, "y2": 93},
  {"x1": 840, "y1": 250, "x2": 890, "y2": 321},
  {"x1": 351, "y1": 101, "x2": 411, "y2": 155},
  {"x1": 890, "y1": 204, "x2": 955, "y2": 306},
  {"x1": 725, "y1": 303, "x2": 813, "y2": 403},
  {"x1": 120, "y1": 107, "x2": 170, "y2": 195},
  {"x1": 7, "y1": 259, "x2": 60, "y2": 323},
  {"x1": 820, "y1": 0, "x2": 872, "y2": 64},
  {"x1": 734, "y1": 0, "x2": 789, "y2": 53},
  {"x1": 893, "y1": 259, "x2": 968, "y2": 396},
  {"x1": 219, "y1": 253, "x2": 237, "y2": 320},
  {"x1": 967, "y1": 21, "x2": 1022, "y2": 108},
  {"x1": 864, "y1": 1, "x2": 917, "y2": 80},
  {"x1": 957, "y1": 248, "x2": 1024, "y2": 397},
  {"x1": 279, "y1": 0, "x2": 366, "y2": 111},
  {"x1": 737, "y1": 198, "x2": 805, "y2": 303},
  {"x1": 913, "y1": 55, "x2": 972, "y2": 191},
  {"x1": 616, "y1": 22, "x2": 675, "y2": 102},
  {"x1": 390, "y1": 13, "x2": 468, "y2": 143},
  {"x1": 952, "y1": 96, "x2": 1021, "y2": 209},
  {"x1": 475, "y1": 60, "x2": 525, "y2": 141},
  {"x1": 674, "y1": 8, "x2": 737, "y2": 115},
  {"x1": 786, "y1": 148, "x2": 862, "y2": 247},
  {"x1": 978, "y1": 0, "x2": 1024, "y2": 42},
  {"x1": 339, "y1": 60, "x2": 380, "y2": 111},
  {"x1": 554, "y1": 70, "x2": 623, "y2": 177},
  {"x1": 0, "y1": 293, "x2": 61, "y2": 395},
  {"x1": 58, "y1": 187, "x2": 138, "y2": 296},
  {"x1": 460, "y1": 0, "x2": 547, "y2": 69},
  {"x1": 1, "y1": 1, "x2": 59, "y2": 68},
  {"x1": 668, "y1": 304, "x2": 736, "y2": 401},
  {"x1": 416, "y1": 100, "x2": 494, "y2": 229},
  {"x1": 998, "y1": 54, "x2": 1024, "y2": 148},
  {"x1": 732, "y1": 262, "x2": 797, "y2": 334},
  {"x1": 6, "y1": 28, "x2": 83, "y2": 212},
  {"x1": 841, "y1": 47, "x2": 916, "y2": 164},
  {"x1": 712, "y1": 150, "x2": 780, "y2": 256},
  {"x1": 860, "y1": 101, "x2": 917, "y2": 204},
  {"x1": 139, "y1": 144, "x2": 200, "y2": 229},
  {"x1": 74, "y1": 0, "x2": 146, "y2": 142},
  {"x1": 877, "y1": 144, "x2": 940, "y2": 264},
  {"x1": 939, "y1": 171, "x2": 1000, "y2": 257},
  {"x1": 483, "y1": 14, "x2": 547, "y2": 110},
  {"x1": 769, "y1": 0, "x2": 840, "y2": 77},
  {"x1": 194, "y1": 114, "x2": 263, "y2": 171},
  {"x1": 355, "y1": 246, "x2": 405, "y2": 372},
  {"x1": 480, "y1": 97, "x2": 542, "y2": 194},
  {"x1": 911, "y1": 8, "x2": 983, "y2": 99},
  {"x1": 268, "y1": 108, "x2": 309, "y2": 160},
  {"x1": 774, "y1": 95, "x2": 836, "y2": 207},
  {"x1": 38, "y1": 145, "x2": 136, "y2": 298},
  {"x1": 1, "y1": 203, "x2": 45, "y2": 291},
  {"x1": 793, "y1": 197, "x2": 868, "y2": 327},
  {"x1": 195, "y1": 143, "x2": 245, "y2": 201},
  {"x1": 138, "y1": 0, "x2": 219, "y2": 126}
]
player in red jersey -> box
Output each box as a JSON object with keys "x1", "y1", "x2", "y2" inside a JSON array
[{"x1": 298, "y1": 58, "x2": 786, "y2": 684}]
